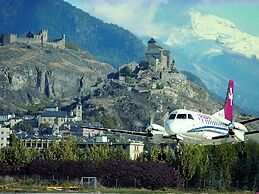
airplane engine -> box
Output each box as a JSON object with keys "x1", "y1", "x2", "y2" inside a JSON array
[
  {"x1": 227, "y1": 122, "x2": 247, "y2": 141},
  {"x1": 148, "y1": 133, "x2": 166, "y2": 144},
  {"x1": 146, "y1": 123, "x2": 167, "y2": 144}
]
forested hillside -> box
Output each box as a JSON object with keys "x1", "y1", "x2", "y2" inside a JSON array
[{"x1": 0, "y1": 0, "x2": 145, "y2": 67}]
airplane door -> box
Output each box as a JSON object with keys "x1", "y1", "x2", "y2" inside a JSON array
[{"x1": 187, "y1": 114, "x2": 202, "y2": 137}]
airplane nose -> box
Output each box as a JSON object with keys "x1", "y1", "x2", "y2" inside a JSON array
[{"x1": 165, "y1": 120, "x2": 174, "y2": 134}]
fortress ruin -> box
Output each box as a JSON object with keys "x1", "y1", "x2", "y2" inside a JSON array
[{"x1": 0, "y1": 29, "x2": 65, "y2": 49}]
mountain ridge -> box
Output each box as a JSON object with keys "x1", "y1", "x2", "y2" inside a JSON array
[
  {"x1": 0, "y1": 0, "x2": 145, "y2": 67},
  {"x1": 166, "y1": 10, "x2": 259, "y2": 59},
  {"x1": 164, "y1": 10, "x2": 259, "y2": 115}
]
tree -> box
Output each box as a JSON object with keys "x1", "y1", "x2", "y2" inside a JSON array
[
  {"x1": 179, "y1": 144, "x2": 207, "y2": 181},
  {"x1": 99, "y1": 115, "x2": 117, "y2": 128},
  {"x1": 109, "y1": 146, "x2": 130, "y2": 161},
  {"x1": 0, "y1": 134, "x2": 39, "y2": 165},
  {"x1": 44, "y1": 137, "x2": 79, "y2": 160},
  {"x1": 81, "y1": 144, "x2": 130, "y2": 163},
  {"x1": 149, "y1": 144, "x2": 171, "y2": 163},
  {"x1": 15, "y1": 121, "x2": 33, "y2": 133},
  {"x1": 216, "y1": 143, "x2": 238, "y2": 190},
  {"x1": 82, "y1": 144, "x2": 110, "y2": 163}
]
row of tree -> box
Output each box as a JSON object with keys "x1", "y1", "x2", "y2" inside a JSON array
[
  {"x1": 0, "y1": 135, "x2": 130, "y2": 164},
  {"x1": 1, "y1": 135, "x2": 259, "y2": 191},
  {"x1": 0, "y1": 159, "x2": 181, "y2": 189},
  {"x1": 170, "y1": 142, "x2": 259, "y2": 191}
]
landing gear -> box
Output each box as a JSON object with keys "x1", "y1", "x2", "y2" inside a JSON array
[
  {"x1": 238, "y1": 150, "x2": 247, "y2": 159},
  {"x1": 158, "y1": 143, "x2": 167, "y2": 161},
  {"x1": 238, "y1": 142, "x2": 247, "y2": 159},
  {"x1": 158, "y1": 152, "x2": 166, "y2": 161},
  {"x1": 175, "y1": 139, "x2": 181, "y2": 155}
]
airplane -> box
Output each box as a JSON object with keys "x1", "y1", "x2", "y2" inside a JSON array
[{"x1": 83, "y1": 80, "x2": 259, "y2": 146}]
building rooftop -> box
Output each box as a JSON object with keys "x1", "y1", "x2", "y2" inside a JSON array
[
  {"x1": 148, "y1": 38, "x2": 156, "y2": 44},
  {"x1": 46, "y1": 104, "x2": 58, "y2": 108},
  {"x1": 41, "y1": 111, "x2": 67, "y2": 118},
  {"x1": 0, "y1": 112, "x2": 13, "y2": 116}
]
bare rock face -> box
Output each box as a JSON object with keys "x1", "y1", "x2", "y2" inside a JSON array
[{"x1": 0, "y1": 43, "x2": 113, "y2": 109}]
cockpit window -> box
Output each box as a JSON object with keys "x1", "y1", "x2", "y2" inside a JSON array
[
  {"x1": 176, "y1": 114, "x2": 187, "y2": 119},
  {"x1": 169, "y1": 114, "x2": 176, "y2": 120},
  {"x1": 188, "y1": 114, "x2": 194, "y2": 120}
]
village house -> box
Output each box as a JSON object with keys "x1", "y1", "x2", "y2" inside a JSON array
[
  {"x1": 0, "y1": 125, "x2": 10, "y2": 148},
  {"x1": 0, "y1": 112, "x2": 15, "y2": 123},
  {"x1": 38, "y1": 101, "x2": 82, "y2": 128}
]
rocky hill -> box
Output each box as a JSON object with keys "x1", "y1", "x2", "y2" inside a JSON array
[
  {"x1": 0, "y1": 0, "x2": 145, "y2": 67},
  {"x1": 0, "y1": 43, "x2": 258, "y2": 131},
  {"x1": 82, "y1": 63, "x2": 223, "y2": 130},
  {"x1": 82, "y1": 63, "x2": 259, "y2": 131},
  {"x1": 0, "y1": 42, "x2": 113, "y2": 112}
]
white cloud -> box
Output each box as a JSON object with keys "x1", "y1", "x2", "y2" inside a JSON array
[{"x1": 79, "y1": 0, "x2": 169, "y2": 38}]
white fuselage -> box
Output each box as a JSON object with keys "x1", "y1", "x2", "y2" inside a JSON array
[{"x1": 163, "y1": 109, "x2": 247, "y2": 144}]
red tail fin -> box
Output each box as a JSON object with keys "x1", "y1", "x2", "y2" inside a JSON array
[{"x1": 224, "y1": 80, "x2": 234, "y2": 122}]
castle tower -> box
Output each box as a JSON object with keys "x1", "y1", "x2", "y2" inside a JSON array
[
  {"x1": 147, "y1": 38, "x2": 157, "y2": 50},
  {"x1": 75, "y1": 99, "x2": 82, "y2": 121},
  {"x1": 40, "y1": 29, "x2": 48, "y2": 46}
]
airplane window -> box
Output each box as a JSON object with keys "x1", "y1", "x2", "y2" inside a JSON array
[
  {"x1": 169, "y1": 114, "x2": 176, "y2": 120},
  {"x1": 177, "y1": 114, "x2": 187, "y2": 119},
  {"x1": 188, "y1": 114, "x2": 194, "y2": 120}
]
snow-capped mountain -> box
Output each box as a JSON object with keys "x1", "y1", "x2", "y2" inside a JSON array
[
  {"x1": 165, "y1": 11, "x2": 259, "y2": 115},
  {"x1": 166, "y1": 11, "x2": 259, "y2": 58}
]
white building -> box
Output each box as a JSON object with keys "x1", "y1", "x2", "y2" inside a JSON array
[
  {"x1": 0, "y1": 126, "x2": 10, "y2": 148},
  {"x1": 0, "y1": 112, "x2": 15, "y2": 122}
]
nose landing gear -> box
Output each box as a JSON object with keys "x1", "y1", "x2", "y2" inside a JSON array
[
  {"x1": 158, "y1": 143, "x2": 167, "y2": 161},
  {"x1": 238, "y1": 142, "x2": 247, "y2": 159},
  {"x1": 158, "y1": 152, "x2": 166, "y2": 161}
]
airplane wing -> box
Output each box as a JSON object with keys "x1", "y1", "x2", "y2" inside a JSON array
[
  {"x1": 245, "y1": 130, "x2": 259, "y2": 135},
  {"x1": 211, "y1": 130, "x2": 259, "y2": 140},
  {"x1": 82, "y1": 126, "x2": 148, "y2": 136},
  {"x1": 240, "y1": 117, "x2": 259, "y2": 125},
  {"x1": 212, "y1": 135, "x2": 230, "y2": 140},
  {"x1": 82, "y1": 126, "x2": 179, "y2": 141}
]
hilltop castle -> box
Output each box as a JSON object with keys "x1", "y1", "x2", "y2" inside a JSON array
[
  {"x1": 0, "y1": 29, "x2": 65, "y2": 49},
  {"x1": 145, "y1": 38, "x2": 175, "y2": 72}
]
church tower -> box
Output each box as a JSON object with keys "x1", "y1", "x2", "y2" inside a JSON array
[{"x1": 75, "y1": 99, "x2": 82, "y2": 121}]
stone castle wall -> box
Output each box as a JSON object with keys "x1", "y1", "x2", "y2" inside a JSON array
[
  {"x1": 48, "y1": 34, "x2": 65, "y2": 49},
  {"x1": 1, "y1": 30, "x2": 65, "y2": 49},
  {"x1": 3, "y1": 34, "x2": 17, "y2": 44}
]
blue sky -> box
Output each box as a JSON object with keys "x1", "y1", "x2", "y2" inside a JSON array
[{"x1": 65, "y1": 0, "x2": 259, "y2": 40}]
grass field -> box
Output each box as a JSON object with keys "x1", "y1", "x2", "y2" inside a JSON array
[
  {"x1": 0, "y1": 183, "x2": 256, "y2": 194},
  {"x1": 0, "y1": 176, "x2": 256, "y2": 193}
]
